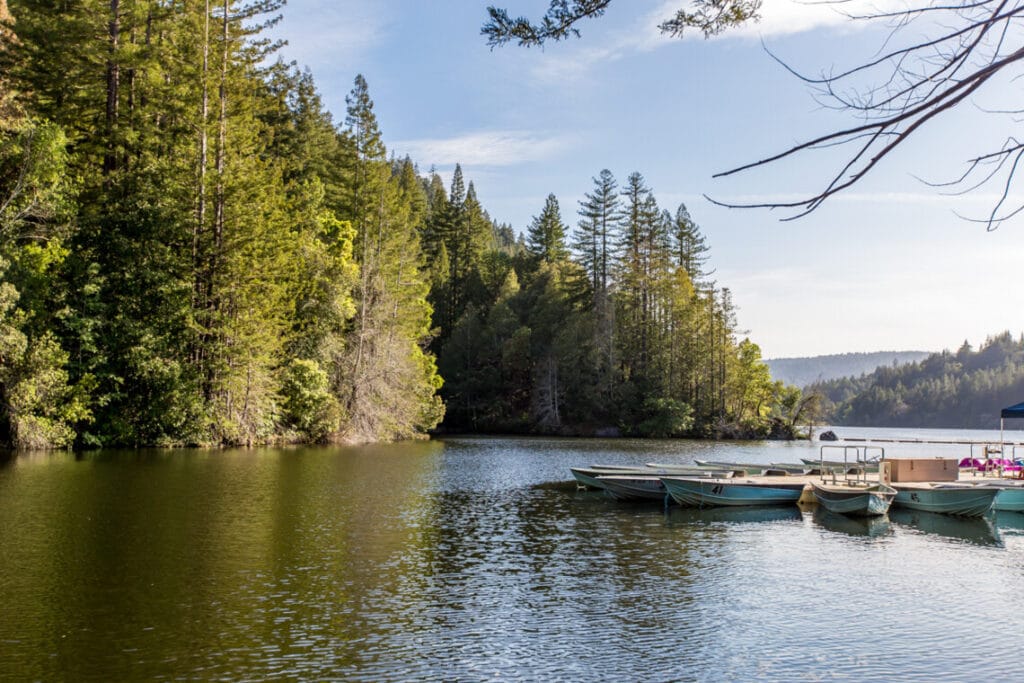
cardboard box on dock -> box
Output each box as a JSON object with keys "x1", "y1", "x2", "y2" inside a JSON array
[{"x1": 888, "y1": 458, "x2": 958, "y2": 482}]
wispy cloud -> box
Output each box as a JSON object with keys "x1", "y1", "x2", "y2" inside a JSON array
[
  {"x1": 528, "y1": 0, "x2": 906, "y2": 83},
  {"x1": 392, "y1": 130, "x2": 574, "y2": 167},
  {"x1": 275, "y1": 0, "x2": 392, "y2": 69}
]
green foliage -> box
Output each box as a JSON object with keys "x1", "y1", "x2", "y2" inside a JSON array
[
  {"x1": 0, "y1": 118, "x2": 73, "y2": 240},
  {"x1": 813, "y1": 331, "x2": 1024, "y2": 428},
  {"x1": 526, "y1": 194, "x2": 568, "y2": 263},
  {"x1": 281, "y1": 358, "x2": 341, "y2": 441},
  {"x1": 637, "y1": 398, "x2": 694, "y2": 438},
  {"x1": 4, "y1": 332, "x2": 93, "y2": 449},
  {"x1": 482, "y1": 0, "x2": 760, "y2": 47},
  {"x1": 0, "y1": 2, "x2": 782, "y2": 448}
]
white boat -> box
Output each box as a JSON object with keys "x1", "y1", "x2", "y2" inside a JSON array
[{"x1": 661, "y1": 477, "x2": 806, "y2": 508}]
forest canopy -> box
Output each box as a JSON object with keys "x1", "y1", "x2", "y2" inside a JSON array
[
  {"x1": 0, "y1": 0, "x2": 807, "y2": 448},
  {"x1": 813, "y1": 333, "x2": 1024, "y2": 429}
]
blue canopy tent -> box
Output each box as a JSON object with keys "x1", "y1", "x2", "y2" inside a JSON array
[{"x1": 1000, "y1": 402, "x2": 1024, "y2": 447}]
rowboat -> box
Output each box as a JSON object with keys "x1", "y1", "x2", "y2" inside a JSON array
[
  {"x1": 810, "y1": 482, "x2": 896, "y2": 516},
  {"x1": 995, "y1": 487, "x2": 1024, "y2": 512},
  {"x1": 802, "y1": 458, "x2": 880, "y2": 474},
  {"x1": 597, "y1": 475, "x2": 667, "y2": 502},
  {"x1": 954, "y1": 480, "x2": 1024, "y2": 512},
  {"x1": 891, "y1": 483, "x2": 1000, "y2": 517},
  {"x1": 690, "y1": 460, "x2": 808, "y2": 476},
  {"x1": 570, "y1": 465, "x2": 733, "y2": 490},
  {"x1": 660, "y1": 477, "x2": 807, "y2": 508}
]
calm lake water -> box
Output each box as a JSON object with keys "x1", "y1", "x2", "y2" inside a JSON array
[{"x1": 3, "y1": 428, "x2": 1024, "y2": 681}]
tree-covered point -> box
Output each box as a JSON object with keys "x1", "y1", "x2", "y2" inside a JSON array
[
  {"x1": 434, "y1": 167, "x2": 815, "y2": 439},
  {"x1": 812, "y1": 332, "x2": 1024, "y2": 429},
  {"x1": 0, "y1": 0, "x2": 809, "y2": 448}
]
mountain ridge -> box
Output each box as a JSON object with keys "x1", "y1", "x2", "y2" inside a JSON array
[{"x1": 766, "y1": 351, "x2": 933, "y2": 387}]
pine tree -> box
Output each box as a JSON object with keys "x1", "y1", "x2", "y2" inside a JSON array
[
  {"x1": 526, "y1": 193, "x2": 568, "y2": 263},
  {"x1": 574, "y1": 169, "x2": 618, "y2": 299},
  {"x1": 337, "y1": 75, "x2": 443, "y2": 441},
  {"x1": 670, "y1": 202, "x2": 712, "y2": 285}
]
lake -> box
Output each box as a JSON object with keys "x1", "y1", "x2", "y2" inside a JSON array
[{"x1": 2, "y1": 428, "x2": 1023, "y2": 681}]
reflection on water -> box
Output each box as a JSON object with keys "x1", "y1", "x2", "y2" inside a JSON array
[
  {"x1": 667, "y1": 505, "x2": 802, "y2": 526},
  {"x1": 1, "y1": 435, "x2": 1024, "y2": 681},
  {"x1": 995, "y1": 511, "x2": 1024, "y2": 532},
  {"x1": 813, "y1": 508, "x2": 893, "y2": 538},
  {"x1": 889, "y1": 509, "x2": 1003, "y2": 547}
]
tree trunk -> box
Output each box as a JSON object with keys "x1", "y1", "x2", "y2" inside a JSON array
[{"x1": 104, "y1": 0, "x2": 120, "y2": 176}]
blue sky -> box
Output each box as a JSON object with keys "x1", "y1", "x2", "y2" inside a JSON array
[{"x1": 271, "y1": 0, "x2": 1024, "y2": 358}]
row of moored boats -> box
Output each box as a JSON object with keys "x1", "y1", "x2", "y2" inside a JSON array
[{"x1": 570, "y1": 458, "x2": 1024, "y2": 518}]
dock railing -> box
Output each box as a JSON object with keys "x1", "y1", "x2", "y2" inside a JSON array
[{"x1": 818, "y1": 444, "x2": 885, "y2": 486}]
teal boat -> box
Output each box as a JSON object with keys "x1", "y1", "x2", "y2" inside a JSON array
[
  {"x1": 660, "y1": 477, "x2": 806, "y2": 508},
  {"x1": 597, "y1": 475, "x2": 667, "y2": 501},
  {"x1": 571, "y1": 465, "x2": 732, "y2": 490},
  {"x1": 892, "y1": 483, "x2": 999, "y2": 517},
  {"x1": 689, "y1": 460, "x2": 807, "y2": 476},
  {"x1": 690, "y1": 460, "x2": 766, "y2": 476},
  {"x1": 811, "y1": 482, "x2": 896, "y2": 517},
  {"x1": 991, "y1": 484, "x2": 1024, "y2": 512}
]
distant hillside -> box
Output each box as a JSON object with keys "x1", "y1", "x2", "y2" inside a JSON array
[
  {"x1": 766, "y1": 351, "x2": 931, "y2": 387},
  {"x1": 811, "y1": 332, "x2": 1024, "y2": 429}
]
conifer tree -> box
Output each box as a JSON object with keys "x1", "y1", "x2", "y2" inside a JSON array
[
  {"x1": 574, "y1": 169, "x2": 618, "y2": 298},
  {"x1": 670, "y1": 202, "x2": 712, "y2": 285},
  {"x1": 527, "y1": 193, "x2": 568, "y2": 263},
  {"x1": 337, "y1": 75, "x2": 443, "y2": 441}
]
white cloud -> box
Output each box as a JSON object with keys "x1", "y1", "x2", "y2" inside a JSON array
[
  {"x1": 723, "y1": 0, "x2": 912, "y2": 39},
  {"x1": 274, "y1": 0, "x2": 392, "y2": 69},
  {"x1": 392, "y1": 130, "x2": 574, "y2": 168},
  {"x1": 527, "y1": 0, "x2": 909, "y2": 83}
]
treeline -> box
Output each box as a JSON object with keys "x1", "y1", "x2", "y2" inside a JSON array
[
  {"x1": 431, "y1": 169, "x2": 814, "y2": 439},
  {"x1": 765, "y1": 351, "x2": 931, "y2": 388},
  {"x1": 812, "y1": 332, "x2": 1024, "y2": 428},
  {"x1": 0, "y1": 0, "x2": 807, "y2": 448}
]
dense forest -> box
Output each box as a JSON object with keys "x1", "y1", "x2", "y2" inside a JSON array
[
  {"x1": 813, "y1": 332, "x2": 1024, "y2": 429},
  {"x1": 0, "y1": 0, "x2": 809, "y2": 448}
]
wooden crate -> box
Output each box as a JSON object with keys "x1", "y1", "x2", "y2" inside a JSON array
[{"x1": 889, "y1": 458, "x2": 958, "y2": 483}]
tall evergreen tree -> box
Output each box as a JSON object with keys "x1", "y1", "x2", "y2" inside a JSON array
[
  {"x1": 526, "y1": 193, "x2": 568, "y2": 263},
  {"x1": 670, "y1": 202, "x2": 712, "y2": 285},
  {"x1": 337, "y1": 75, "x2": 443, "y2": 441}
]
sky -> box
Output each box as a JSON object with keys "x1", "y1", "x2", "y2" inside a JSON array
[{"x1": 269, "y1": 0, "x2": 1024, "y2": 359}]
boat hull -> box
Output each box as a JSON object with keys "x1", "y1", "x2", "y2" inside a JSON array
[
  {"x1": 893, "y1": 485, "x2": 998, "y2": 517},
  {"x1": 811, "y1": 483, "x2": 896, "y2": 517},
  {"x1": 570, "y1": 467, "x2": 608, "y2": 490},
  {"x1": 661, "y1": 477, "x2": 805, "y2": 508},
  {"x1": 571, "y1": 465, "x2": 728, "y2": 490},
  {"x1": 598, "y1": 476, "x2": 666, "y2": 502},
  {"x1": 993, "y1": 486, "x2": 1024, "y2": 512}
]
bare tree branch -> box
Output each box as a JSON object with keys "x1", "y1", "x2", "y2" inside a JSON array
[{"x1": 709, "y1": 0, "x2": 1024, "y2": 228}]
